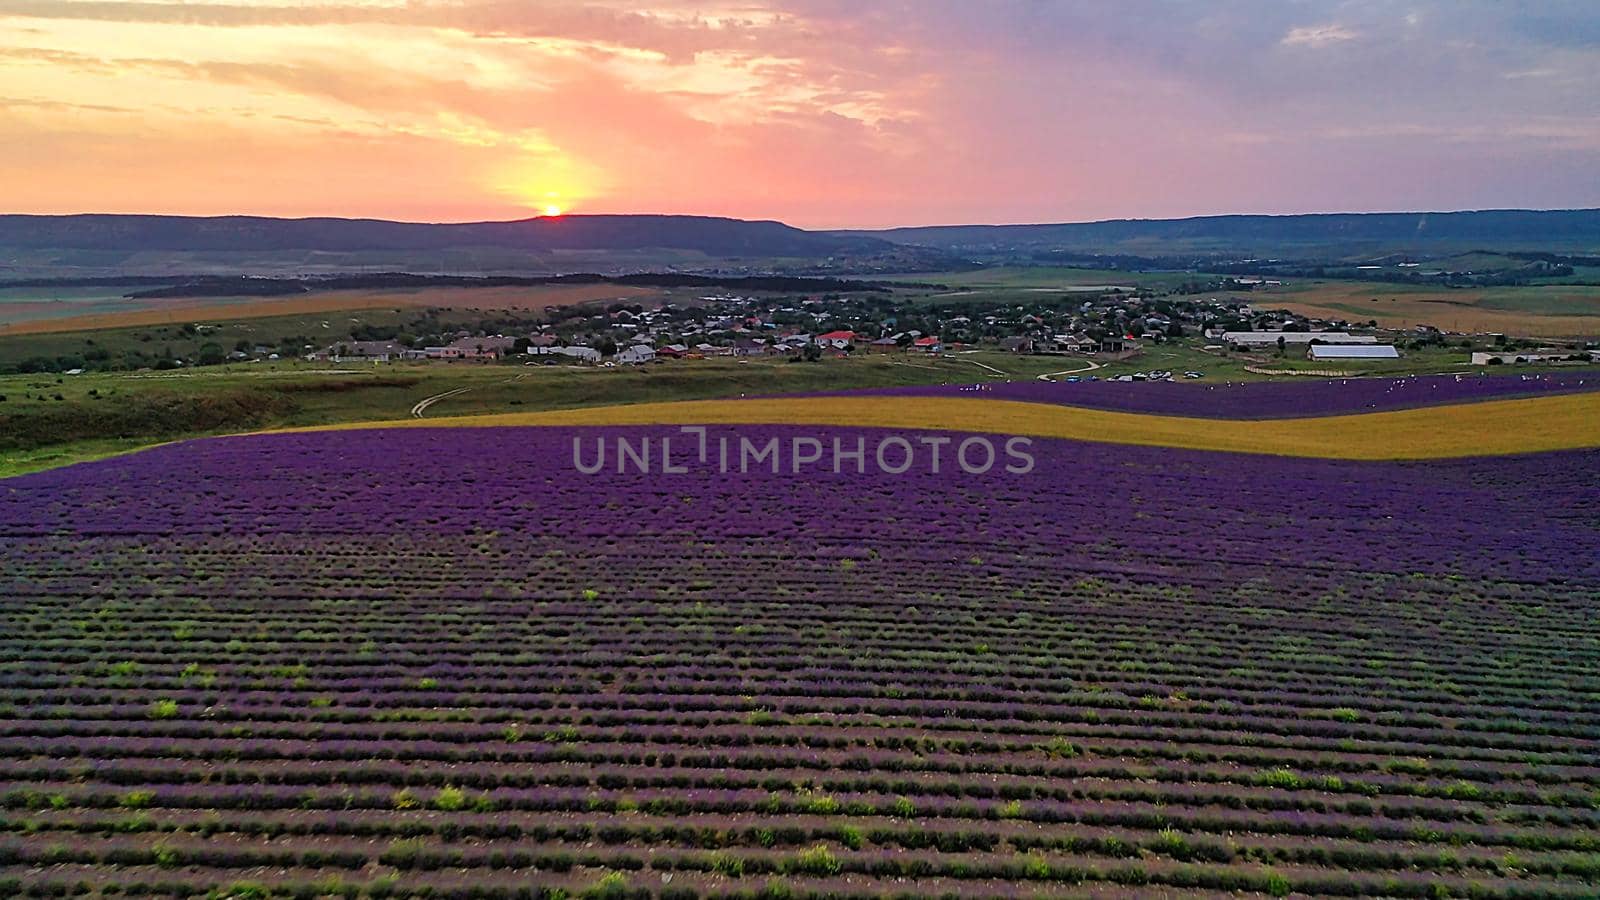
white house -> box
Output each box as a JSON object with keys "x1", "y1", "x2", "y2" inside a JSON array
[
  {"x1": 310, "y1": 340, "x2": 406, "y2": 362},
  {"x1": 616, "y1": 344, "x2": 657, "y2": 365},
  {"x1": 815, "y1": 330, "x2": 859, "y2": 349},
  {"x1": 528, "y1": 345, "x2": 601, "y2": 363}
]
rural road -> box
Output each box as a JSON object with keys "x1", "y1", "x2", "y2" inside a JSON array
[
  {"x1": 1036, "y1": 359, "x2": 1104, "y2": 381},
  {"x1": 411, "y1": 386, "x2": 471, "y2": 417},
  {"x1": 950, "y1": 356, "x2": 1009, "y2": 378},
  {"x1": 410, "y1": 373, "x2": 530, "y2": 418}
]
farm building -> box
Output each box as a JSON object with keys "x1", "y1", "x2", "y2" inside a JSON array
[
  {"x1": 309, "y1": 340, "x2": 406, "y2": 361},
  {"x1": 1308, "y1": 344, "x2": 1401, "y2": 361},
  {"x1": 527, "y1": 346, "x2": 600, "y2": 363},
  {"x1": 616, "y1": 344, "x2": 657, "y2": 365},
  {"x1": 1470, "y1": 350, "x2": 1599, "y2": 366},
  {"x1": 453, "y1": 336, "x2": 519, "y2": 356},
  {"x1": 424, "y1": 335, "x2": 519, "y2": 360},
  {"x1": 1223, "y1": 332, "x2": 1377, "y2": 347}
]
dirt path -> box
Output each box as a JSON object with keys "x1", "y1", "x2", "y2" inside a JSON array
[
  {"x1": 410, "y1": 387, "x2": 471, "y2": 417},
  {"x1": 950, "y1": 355, "x2": 1009, "y2": 378},
  {"x1": 410, "y1": 373, "x2": 529, "y2": 418},
  {"x1": 1036, "y1": 359, "x2": 1104, "y2": 381}
]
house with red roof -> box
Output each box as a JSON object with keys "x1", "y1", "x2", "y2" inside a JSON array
[
  {"x1": 912, "y1": 336, "x2": 943, "y2": 353},
  {"x1": 815, "y1": 330, "x2": 859, "y2": 349}
]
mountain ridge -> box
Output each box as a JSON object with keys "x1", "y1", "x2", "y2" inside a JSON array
[
  {"x1": 0, "y1": 213, "x2": 889, "y2": 257},
  {"x1": 4, "y1": 209, "x2": 1599, "y2": 274},
  {"x1": 842, "y1": 208, "x2": 1600, "y2": 255}
]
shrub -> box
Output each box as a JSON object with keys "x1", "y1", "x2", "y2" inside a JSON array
[
  {"x1": 1041, "y1": 736, "x2": 1082, "y2": 759},
  {"x1": 432, "y1": 786, "x2": 467, "y2": 811},
  {"x1": 147, "y1": 699, "x2": 179, "y2": 720},
  {"x1": 800, "y1": 792, "x2": 838, "y2": 814},
  {"x1": 789, "y1": 845, "x2": 841, "y2": 876},
  {"x1": 757, "y1": 879, "x2": 793, "y2": 900},
  {"x1": 379, "y1": 839, "x2": 425, "y2": 869},
  {"x1": 711, "y1": 852, "x2": 745, "y2": 878},
  {"x1": 583, "y1": 871, "x2": 634, "y2": 900},
  {"x1": 1022, "y1": 853, "x2": 1050, "y2": 879},
  {"x1": 1258, "y1": 767, "x2": 1303, "y2": 790},
  {"x1": 119, "y1": 791, "x2": 155, "y2": 809}
]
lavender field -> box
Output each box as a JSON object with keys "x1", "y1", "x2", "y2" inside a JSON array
[
  {"x1": 841, "y1": 372, "x2": 1600, "y2": 418},
  {"x1": 2, "y1": 427, "x2": 1598, "y2": 899}
]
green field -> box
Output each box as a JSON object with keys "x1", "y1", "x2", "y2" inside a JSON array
[
  {"x1": 0, "y1": 352, "x2": 1056, "y2": 477},
  {"x1": 0, "y1": 284, "x2": 152, "y2": 325},
  {"x1": 0, "y1": 302, "x2": 587, "y2": 373},
  {"x1": 893, "y1": 268, "x2": 1600, "y2": 336},
  {"x1": 4, "y1": 340, "x2": 1566, "y2": 479},
  {"x1": 4, "y1": 272, "x2": 1597, "y2": 480},
  {"x1": 884, "y1": 266, "x2": 1222, "y2": 291}
]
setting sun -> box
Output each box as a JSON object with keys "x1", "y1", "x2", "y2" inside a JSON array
[{"x1": 542, "y1": 204, "x2": 564, "y2": 217}]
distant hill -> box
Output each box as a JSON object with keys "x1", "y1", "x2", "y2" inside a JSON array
[
  {"x1": 847, "y1": 209, "x2": 1600, "y2": 258},
  {"x1": 0, "y1": 213, "x2": 894, "y2": 257},
  {"x1": 0, "y1": 213, "x2": 955, "y2": 278},
  {"x1": 9, "y1": 210, "x2": 1599, "y2": 279}
]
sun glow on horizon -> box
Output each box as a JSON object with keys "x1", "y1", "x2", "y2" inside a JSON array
[{"x1": 542, "y1": 203, "x2": 564, "y2": 217}]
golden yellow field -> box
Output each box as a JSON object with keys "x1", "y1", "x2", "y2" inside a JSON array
[
  {"x1": 0, "y1": 284, "x2": 658, "y2": 336},
  {"x1": 1264, "y1": 281, "x2": 1600, "y2": 337},
  {"x1": 287, "y1": 392, "x2": 1600, "y2": 460}
]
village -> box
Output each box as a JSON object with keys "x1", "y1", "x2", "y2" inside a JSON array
[{"x1": 304, "y1": 287, "x2": 1599, "y2": 372}]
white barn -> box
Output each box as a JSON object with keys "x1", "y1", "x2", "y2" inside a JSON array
[
  {"x1": 1308, "y1": 344, "x2": 1400, "y2": 361},
  {"x1": 527, "y1": 346, "x2": 601, "y2": 363},
  {"x1": 1223, "y1": 332, "x2": 1377, "y2": 346},
  {"x1": 616, "y1": 344, "x2": 657, "y2": 365}
]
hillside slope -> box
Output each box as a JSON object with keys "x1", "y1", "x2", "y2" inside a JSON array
[
  {"x1": 0, "y1": 213, "x2": 890, "y2": 257},
  {"x1": 0, "y1": 213, "x2": 967, "y2": 278},
  {"x1": 847, "y1": 208, "x2": 1600, "y2": 256}
]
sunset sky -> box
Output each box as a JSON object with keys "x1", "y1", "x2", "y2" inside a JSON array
[{"x1": 2, "y1": 1, "x2": 1597, "y2": 228}]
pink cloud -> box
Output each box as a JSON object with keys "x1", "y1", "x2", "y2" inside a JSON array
[{"x1": 0, "y1": 1, "x2": 1595, "y2": 226}]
